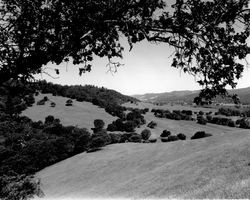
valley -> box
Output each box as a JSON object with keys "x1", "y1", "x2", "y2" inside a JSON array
[{"x1": 21, "y1": 93, "x2": 250, "y2": 199}]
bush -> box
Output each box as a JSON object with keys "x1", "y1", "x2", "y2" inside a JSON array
[
  {"x1": 123, "y1": 121, "x2": 137, "y2": 132},
  {"x1": 191, "y1": 131, "x2": 212, "y2": 140},
  {"x1": 109, "y1": 133, "x2": 121, "y2": 144},
  {"x1": 89, "y1": 136, "x2": 107, "y2": 150},
  {"x1": 198, "y1": 111, "x2": 204, "y2": 115},
  {"x1": 161, "y1": 135, "x2": 179, "y2": 142},
  {"x1": 238, "y1": 118, "x2": 250, "y2": 129},
  {"x1": 181, "y1": 110, "x2": 193, "y2": 115},
  {"x1": 148, "y1": 138, "x2": 157, "y2": 143},
  {"x1": 119, "y1": 132, "x2": 136, "y2": 143},
  {"x1": 167, "y1": 135, "x2": 179, "y2": 142},
  {"x1": 177, "y1": 133, "x2": 186, "y2": 140},
  {"x1": 206, "y1": 115, "x2": 212, "y2": 122},
  {"x1": 44, "y1": 115, "x2": 55, "y2": 124},
  {"x1": 43, "y1": 96, "x2": 48, "y2": 101},
  {"x1": 147, "y1": 121, "x2": 157, "y2": 129},
  {"x1": 161, "y1": 137, "x2": 169, "y2": 142},
  {"x1": 92, "y1": 130, "x2": 111, "y2": 145},
  {"x1": 50, "y1": 102, "x2": 56, "y2": 107},
  {"x1": 0, "y1": 175, "x2": 43, "y2": 200},
  {"x1": 160, "y1": 130, "x2": 171, "y2": 137},
  {"x1": 197, "y1": 115, "x2": 207, "y2": 125},
  {"x1": 114, "y1": 118, "x2": 125, "y2": 131},
  {"x1": 93, "y1": 119, "x2": 105, "y2": 130},
  {"x1": 74, "y1": 131, "x2": 91, "y2": 153},
  {"x1": 65, "y1": 99, "x2": 73, "y2": 106},
  {"x1": 228, "y1": 120, "x2": 236, "y2": 127},
  {"x1": 141, "y1": 129, "x2": 151, "y2": 141},
  {"x1": 129, "y1": 134, "x2": 142, "y2": 143},
  {"x1": 31, "y1": 121, "x2": 44, "y2": 129},
  {"x1": 107, "y1": 123, "x2": 117, "y2": 132},
  {"x1": 36, "y1": 99, "x2": 45, "y2": 105}
]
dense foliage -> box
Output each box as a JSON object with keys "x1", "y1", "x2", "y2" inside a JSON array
[
  {"x1": 107, "y1": 109, "x2": 146, "y2": 132},
  {"x1": 35, "y1": 80, "x2": 137, "y2": 116},
  {"x1": 153, "y1": 109, "x2": 193, "y2": 121}
]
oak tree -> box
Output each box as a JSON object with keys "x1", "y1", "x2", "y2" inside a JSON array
[{"x1": 0, "y1": 0, "x2": 249, "y2": 100}]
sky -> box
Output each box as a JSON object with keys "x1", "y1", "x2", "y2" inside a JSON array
[
  {"x1": 38, "y1": 1, "x2": 250, "y2": 96},
  {"x1": 39, "y1": 37, "x2": 250, "y2": 96}
]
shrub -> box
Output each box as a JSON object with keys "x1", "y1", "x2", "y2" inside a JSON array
[
  {"x1": 173, "y1": 110, "x2": 181, "y2": 115},
  {"x1": 36, "y1": 99, "x2": 45, "y2": 105},
  {"x1": 50, "y1": 102, "x2": 56, "y2": 107},
  {"x1": 191, "y1": 131, "x2": 212, "y2": 139},
  {"x1": 238, "y1": 118, "x2": 250, "y2": 129},
  {"x1": 197, "y1": 115, "x2": 207, "y2": 125},
  {"x1": 107, "y1": 123, "x2": 117, "y2": 132},
  {"x1": 182, "y1": 110, "x2": 193, "y2": 115},
  {"x1": 218, "y1": 107, "x2": 241, "y2": 116},
  {"x1": 44, "y1": 115, "x2": 55, "y2": 124},
  {"x1": 74, "y1": 133, "x2": 91, "y2": 153},
  {"x1": 0, "y1": 175, "x2": 43, "y2": 200},
  {"x1": 198, "y1": 111, "x2": 204, "y2": 115},
  {"x1": 161, "y1": 135, "x2": 179, "y2": 142},
  {"x1": 167, "y1": 135, "x2": 179, "y2": 142},
  {"x1": 148, "y1": 138, "x2": 157, "y2": 143},
  {"x1": 43, "y1": 123, "x2": 63, "y2": 136},
  {"x1": 43, "y1": 96, "x2": 48, "y2": 101},
  {"x1": 31, "y1": 121, "x2": 44, "y2": 129},
  {"x1": 160, "y1": 130, "x2": 171, "y2": 137},
  {"x1": 24, "y1": 94, "x2": 35, "y2": 107},
  {"x1": 147, "y1": 121, "x2": 157, "y2": 129},
  {"x1": 228, "y1": 120, "x2": 236, "y2": 127},
  {"x1": 129, "y1": 134, "x2": 142, "y2": 143},
  {"x1": 177, "y1": 133, "x2": 186, "y2": 140},
  {"x1": 109, "y1": 133, "x2": 121, "y2": 144},
  {"x1": 89, "y1": 136, "x2": 107, "y2": 150},
  {"x1": 123, "y1": 121, "x2": 137, "y2": 132},
  {"x1": 114, "y1": 118, "x2": 125, "y2": 131},
  {"x1": 206, "y1": 115, "x2": 212, "y2": 122},
  {"x1": 92, "y1": 130, "x2": 111, "y2": 145},
  {"x1": 65, "y1": 99, "x2": 73, "y2": 106},
  {"x1": 93, "y1": 119, "x2": 105, "y2": 130},
  {"x1": 141, "y1": 129, "x2": 151, "y2": 141},
  {"x1": 161, "y1": 137, "x2": 169, "y2": 142}
]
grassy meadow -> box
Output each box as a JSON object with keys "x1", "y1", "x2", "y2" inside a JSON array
[{"x1": 22, "y1": 94, "x2": 250, "y2": 199}]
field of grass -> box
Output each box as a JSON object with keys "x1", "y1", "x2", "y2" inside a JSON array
[
  {"x1": 22, "y1": 93, "x2": 117, "y2": 131},
  {"x1": 24, "y1": 98, "x2": 250, "y2": 199}
]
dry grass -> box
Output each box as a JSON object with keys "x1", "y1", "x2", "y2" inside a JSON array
[
  {"x1": 27, "y1": 99, "x2": 250, "y2": 199},
  {"x1": 22, "y1": 93, "x2": 116, "y2": 130}
]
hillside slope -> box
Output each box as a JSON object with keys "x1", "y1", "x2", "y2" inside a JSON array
[
  {"x1": 22, "y1": 93, "x2": 117, "y2": 130},
  {"x1": 35, "y1": 130, "x2": 250, "y2": 199},
  {"x1": 33, "y1": 101, "x2": 250, "y2": 199},
  {"x1": 134, "y1": 87, "x2": 250, "y2": 104}
]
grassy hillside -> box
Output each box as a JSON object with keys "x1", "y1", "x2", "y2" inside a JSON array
[
  {"x1": 35, "y1": 130, "x2": 250, "y2": 199},
  {"x1": 22, "y1": 93, "x2": 117, "y2": 130},
  {"x1": 33, "y1": 101, "x2": 250, "y2": 199}
]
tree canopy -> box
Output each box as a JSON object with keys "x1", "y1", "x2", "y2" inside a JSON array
[{"x1": 0, "y1": 0, "x2": 249, "y2": 99}]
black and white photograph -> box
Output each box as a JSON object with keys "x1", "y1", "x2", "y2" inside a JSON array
[{"x1": 0, "y1": 0, "x2": 250, "y2": 199}]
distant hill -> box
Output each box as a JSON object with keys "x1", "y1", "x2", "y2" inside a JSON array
[
  {"x1": 133, "y1": 87, "x2": 250, "y2": 105},
  {"x1": 35, "y1": 80, "x2": 138, "y2": 107}
]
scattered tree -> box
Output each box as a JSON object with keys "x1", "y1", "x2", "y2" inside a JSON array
[{"x1": 141, "y1": 129, "x2": 151, "y2": 141}]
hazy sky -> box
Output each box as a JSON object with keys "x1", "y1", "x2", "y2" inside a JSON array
[{"x1": 39, "y1": 34, "x2": 250, "y2": 96}]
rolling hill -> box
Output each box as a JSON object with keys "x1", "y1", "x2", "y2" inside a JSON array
[
  {"x1": 134, "y1": 87, "x2": 250, "y2": 105},
  {"x1": 21, "y1": 96, "x2": 250, "y2": 199},
  {"x1": 22, "y1": 93, "x2": 117, "y2": 130}
]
